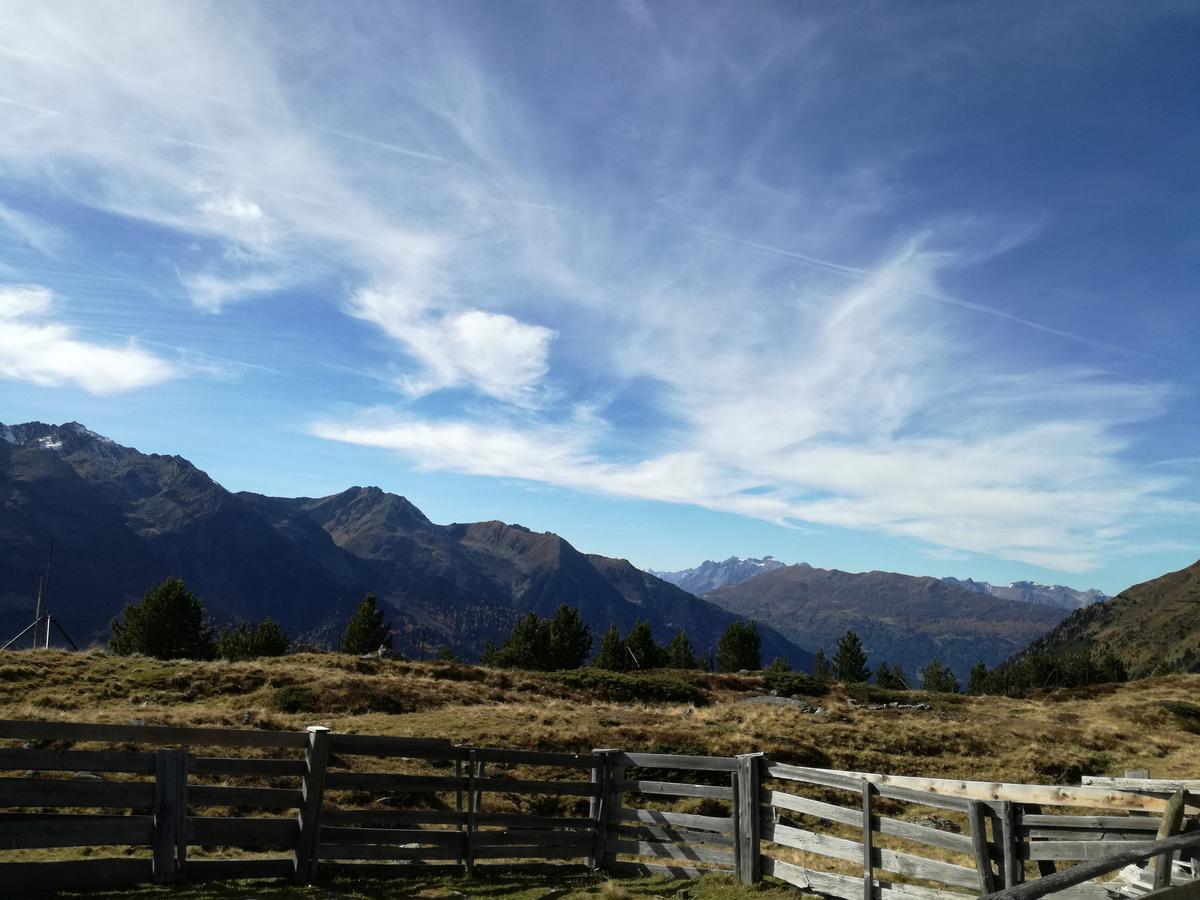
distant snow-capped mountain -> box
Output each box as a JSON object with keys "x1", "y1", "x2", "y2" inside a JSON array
[
  {"x1": 652, "y1": 556, "x2": 787, "y2": 595},
  {"x1": 941, "y1": 577, "x2": 1106, "y2": 611}
]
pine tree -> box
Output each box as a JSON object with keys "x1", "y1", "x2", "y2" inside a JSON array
[
  {"x1": 765, "y1": 656, "x2": 791, "y2": 675},
  {"x1": 874, "y1": 661, "x2": 893, "y2": 687},
  {"x1": 339, "y1": 592, "x2": 393, "y2": 654},
  {"x1": 890, "y1": 662, "x2": 910, "y2": 690},
  {"x1": 812, "y1": 648, "x2": 831, "y2": 681},
  {"x1": 488, "y1": 612, "x2": 549, "y2": 669},
  {"x1": 625, "y1": 619, "x2": 662, "y2": 669},
  {"x1": 109, "y1": 577, "x2": 216, "y2": 660},
  {"x1": 967, "y1": 661, "x2": 990, "y2": 695},
  {"x1": 919, "y1": 658, "x2": 960, "y2": 693},
  {"x1": 593, "y1": 624, "x2": 627, "y2": 670},
  {"x1": 832, "y1": 630, "x2": 870, "y2": 683},
  {"x1": 216, "y1": 618, "x2": 289, "y2": 660},
  {"x1": 666, "y1": 631, "x2": 699, "y2": 669},
  {"x1": 716, "y1": 620, "x2": 761, "y2": 672},
  {"x1": 546, "y1": 604, "x2": 592, "y2": 669}
]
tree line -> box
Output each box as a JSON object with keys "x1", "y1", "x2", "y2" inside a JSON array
[{"x1": 104, "y1": 578, "x2": 1131, "y2": 695}]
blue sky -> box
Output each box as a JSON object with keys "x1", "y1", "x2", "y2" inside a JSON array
[{"x1": 0, "y1": 1, "x2": 1197, "y2": 595}]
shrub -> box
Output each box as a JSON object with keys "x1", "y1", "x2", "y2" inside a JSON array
[
  {"x1": 763, "y1": 669, "x2": 829, "y2": 698},
  {"x1": 553, "y1": 669, "x2": 708, "y2": 706},
  {"x1": 273, "y1": 685, "x2": 319, "y2": 714}
]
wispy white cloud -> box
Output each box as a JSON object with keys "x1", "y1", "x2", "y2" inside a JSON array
[
  {"x1": 0, "y1": 202, "x2": 62, "y2": 255},
  {"x1": 0, "y1": 285, "x2": 176, "y2": 393},
  {"x1": 0, "y1": 1, "x2": 1190, "y2": 573}
]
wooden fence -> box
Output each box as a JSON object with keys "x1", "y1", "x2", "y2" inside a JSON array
[{"x1": 0, "y1": 719, "x2": 1196, "y2": 898}]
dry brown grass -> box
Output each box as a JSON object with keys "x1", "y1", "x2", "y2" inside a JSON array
[{"x1": 0, "y1": 651, "x2": 1197, "y2": 784}]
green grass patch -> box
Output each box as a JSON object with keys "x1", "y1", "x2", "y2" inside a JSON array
[{"x1": 553, "y1": 669, "x2": 709, "y2": 706}]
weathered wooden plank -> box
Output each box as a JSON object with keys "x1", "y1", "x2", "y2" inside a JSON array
[
  {"x1": 190, "y1": 756, "x2": 306, "y2": 777},
  {"x1": 325, "y1": 733, "x2": 456, "y2": 757},
  {"x1": 0, "y1": 813, "x2": 154, "y2": 848},
  {"x1": 0, "y1": 748, "x2": 156, "y2": 774},
  {"x1": 476, "y1": 812, "x2": 596, "y2": 829},
  {"x1": 999, "y1": 801, "x2": 1021, "y2": 888},
  {"x1": 0, "y1": 719, "x2": 306, "y2": 749},
  {"x1": 613, "y1": 752, "x2": 739, "y2": 772},
  {"x1": 613, "y1": 778, "x2": 733, "y2": 800},
  {"x1": 588, "y1": 748, "x2": 612, "y2": 870},
  {"x1": 1081, "y1": 777, "x2": 1200, "y2": 792},
  {"x1": 606, "y1": 838, "x2": 736, "y2": 866},
  {"x1": 609, "y1": 860, "x2": 731, "y2": 878},
  {"x1": 762, "y1": 856, "x2": 969, "y2": 900},
  {"x1": 319, "y1": 826, "x2": 464, "y2": 847},
  {"x1": 1022, "y1": 840, "x2": 1157, "y2": 861},
  {"x1": 0, "y1": 858, "x2": 153, "y2": 892},
  {"x1": 318, "y1": 843, "x2": 462, "y2": 861},
  {"x1": 617, "y1": 808, "x2": 733, "y2": 834},
  {"x1": 187, "y1": 784, "x2": 303, "y2": 810},
  {"x1": 615, "y1": 824, "x2": 735, "y2": 847},
  {"x1": 320, "y1": 809, "x2": 465, "y2": 827},
  {"x1": 324, "y1": 772, "x2": 468, "y2": 792},
  {"x1": 471, "y1": 845, "x2": 590, "y2": 860},
  {"x1": 473, "y1": 747, "x2": 595, "y2": 768},
  {"x1": 763, "y1": 790, "x2": 976, "y2": 854},
  {"x1": 184, "y1": 858, "x2": 296, "y2": 881},
  {"x1": 1025, "y1": 828, "x2": 1164, "y2": 840},
  {"x1": 762, "y1": 821, "x2": 980, "y2": 890},
  {"x1": 765, "y1": 762, "x2": 974, "y2": 813},
  {"x1": 1021, "y1": 815, "x2": 1161, "y2": 831},
  {"x1": 475, "y1": 776, "x2": 598, "y2": 797},
  {"x1": 777, "y1": 763, "x2": 1182, "y2": 814},
  {"x1": 980, "y1": 831, "x2": 1200, "y2": 900},
  {"x1": 188, "y1": 816, "x2": 298, "y2": 849},
  {"x1": 473, "y1": 830, "x2": 593, "y2": 848},
  {"x1": 465, "y1": 748, "x2": 478, "y2": 871},
  {"x1": 0, "y1": 776, "x2": 155, "y2": 808}
]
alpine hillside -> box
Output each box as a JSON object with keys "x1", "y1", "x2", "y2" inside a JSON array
[
  {"x1": 942, "y1": 577, "x2": 1106, "y2": 611},
  {"x1": 1012, "y1": 558, "x2": 1200, "y2": 677},
  {"x1": 705, "y1": 563, "x2": 1068, "y2": 680},
  {"x1": 0, "y1": 421, "x2": 811, "y2": 667}
]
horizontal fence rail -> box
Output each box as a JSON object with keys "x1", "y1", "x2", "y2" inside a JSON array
[{"x1": 0, "y1": 719, "x2": 1195, "y2": 897}]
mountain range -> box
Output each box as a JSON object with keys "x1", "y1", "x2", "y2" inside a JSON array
[
  {"x1": 651, "y1": 556, "x2": 786, "y2": 595},
  {"x1": 0, "y1": 421, "x2": 810, "y2": 667},
  {"x1": 1014, "y1": 557, "x2": 1200, "y2": 677},
  {"x1": 658, "y1": 557, "x2": 1105, "y2": 613},
  {"x1": 703, "y1": 563, "x2": 1068, "y2": 680}
]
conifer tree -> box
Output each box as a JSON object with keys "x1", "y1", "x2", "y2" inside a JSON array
[
  {"x1": 666, "y1": 631, "x2": 699, "y2": 669},
  {"x1": 832, "y1": 629, "x2": 870, "y2": 682},
  {"x1": 716, "y1": 620, "x2": 761, "y2": 672},
  {"x1": 546, "y1": 604, "x2": 592, "y2": 669},
  {"x1": 340, "y1": 592, "x2": 393, "y2": 654},
  {"x1": 110, "y1": 577, "x2": 216, "y2": 660},
  {"x1": 625, "y1": 619, "x2": 663, "y2": 669},
  {"x1": 765, "y1": 656, "x2": 791, "y2": 675},
  {"x1": 593, "y1": 623, "x2": 627, "y2": 670},
  {"x1": 216, "y1": 618, "x2": 289, "y2": 660},
  {"x1": 919, "y1": 658, "x2": 960, "y2": 693},
  {"x1": 967, "y1": 661, "x2": 990, "y2": 695},
  {"x1": 812, "y1": 648, "x2": 831, "y2": 681}
]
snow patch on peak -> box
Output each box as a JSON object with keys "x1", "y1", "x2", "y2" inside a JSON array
[
  {"x1": 37, "y1": 436, "x2": 63, "y2": 451},
  {"x1": 65, "y1": 422, "x2": 113, "y2": 443}
]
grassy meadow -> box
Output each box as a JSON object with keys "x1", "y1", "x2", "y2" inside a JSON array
[{"x1": 2, "y1": 651, "x2": 1199, "y2": 898}]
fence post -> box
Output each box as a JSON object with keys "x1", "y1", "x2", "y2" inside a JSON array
[
  {"x1": 293, "y1": 725, "x2": 331, "y2": 884},
  {"x1": 463, "y1": 749, "x2": 482, "y2": 872},
  {"x1": 735, "y1": 752, "x2": 763, "y2": 885},
  {"x1": 589, "y1": 748, "x2": 618, "y2": 870},
  {"x1": 1153, "y1": 789, "x2": 1187, "y2": 888},
  {"x1": 968, "y1": 801, "x2": 998, "y2": 895},
  {"x1": 152, "y1": 748, "x2": 187, "y2": 885},
  {"x1": 862, "y1": 780, "x2": 875, "y2": 900},
  {"x1": 998, "y1": 800, "x2": 1023, "y2": 887}
]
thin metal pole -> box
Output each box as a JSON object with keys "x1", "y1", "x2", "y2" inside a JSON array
[{"x1": 32, "y1": 577, "x2": 43, "y2": 650}]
